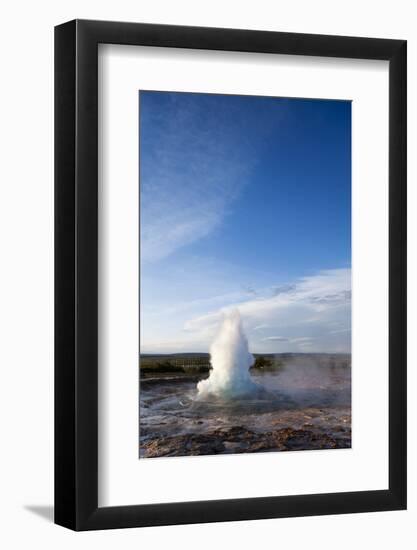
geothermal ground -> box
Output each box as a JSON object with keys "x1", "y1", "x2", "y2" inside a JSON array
[{"x1": 139, "y1": 359, "x2": 351, "y2": 458}]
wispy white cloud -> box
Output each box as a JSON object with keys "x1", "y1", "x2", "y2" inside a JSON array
[
  {"x1": 140, "y1": 94, "x2": 258, "y2": 262},
  {"x1": 329, "y1": 328, "x2": 351, "y2": 334},
  {"x1": 253, "y1": 324, "x2": 270, "y2": 331},
  {"x1": 142, "y1": 268, "x2": 351, "y2": 354},
  {"x1": 262, "y1": 336, "x2": 316, "y2": 345}
]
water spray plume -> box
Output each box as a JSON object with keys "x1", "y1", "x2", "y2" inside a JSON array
[{"x1": 197, "y1": 309, "x2": 258, "y2": 399}]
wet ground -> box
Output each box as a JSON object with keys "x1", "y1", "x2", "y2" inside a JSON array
[{"x1": 139, "y1": 365, "x2": 351, "y2": 458}]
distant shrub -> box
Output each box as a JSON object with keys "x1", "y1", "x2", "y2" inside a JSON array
[
  {"x1": 252, "y1": 356, "x2": 273, "y2": 369},
  {"x1": 140, "y1": 361, "x2": 184, "y2": 373}
]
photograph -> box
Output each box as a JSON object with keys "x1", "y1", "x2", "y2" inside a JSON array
[
  {"x1": 139, "y1": 90, "x2": 352, "y2": 459},
  {"x1": 0, "y1": 1, "x2": 409, "y2": 541}
]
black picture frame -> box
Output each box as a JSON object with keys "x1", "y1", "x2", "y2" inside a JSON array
[{"x1": 55, "y1": 19, "x2": 407, "y2": 531}]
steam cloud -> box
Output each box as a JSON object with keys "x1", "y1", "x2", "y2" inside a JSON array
[{"x1": 197, "y1": 309, "x2": 258, "y2": 399}]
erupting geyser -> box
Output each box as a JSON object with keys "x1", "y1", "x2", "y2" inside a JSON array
[{"x1": 197, "y1": 309, "x2": 259, "y2": 399}]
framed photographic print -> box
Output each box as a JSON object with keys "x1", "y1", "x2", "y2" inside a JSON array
[{"x1": 55, "y1": 20, "x2": 407, "y2": 530}]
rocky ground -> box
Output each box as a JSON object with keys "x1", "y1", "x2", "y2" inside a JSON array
[
  {"x1": 141, "y1": 423, "x2": 351, "y2": 458},
  {"x1": 139, "y1": 367, "x2": 351, "y2": 459}
]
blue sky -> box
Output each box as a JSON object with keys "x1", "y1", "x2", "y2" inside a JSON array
[{"x1": 140, "y1": 91, "x2": 351, "y2": 354}]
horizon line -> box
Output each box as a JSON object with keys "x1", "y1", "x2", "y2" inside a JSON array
[{"x1": 139, "y1": 351, "x2": 351, "y2": 356}]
